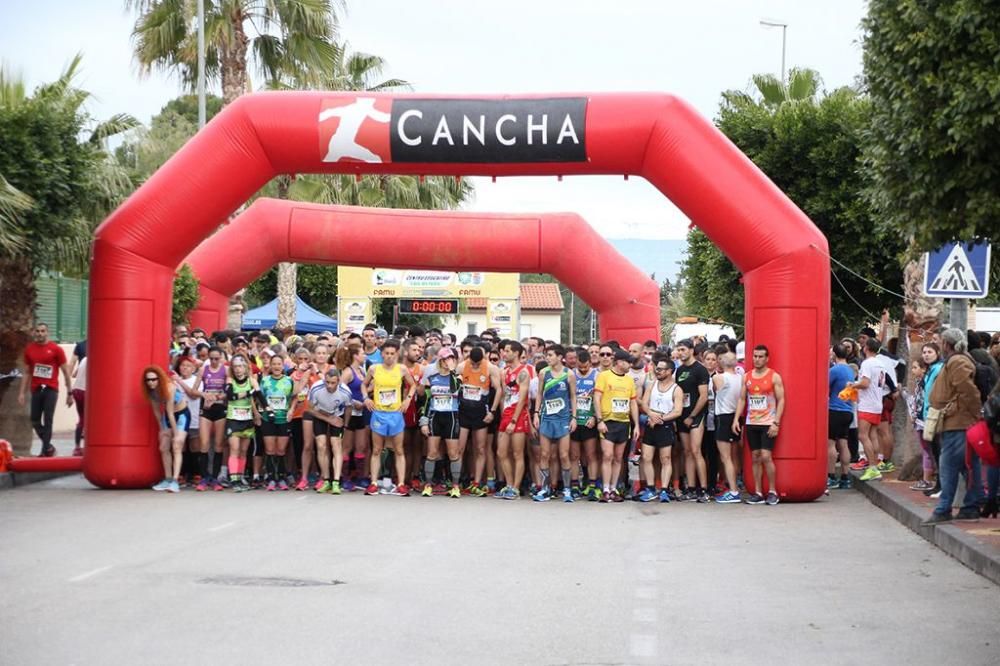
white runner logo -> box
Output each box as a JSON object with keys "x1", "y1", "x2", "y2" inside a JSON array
[
  {"x1": 928, "y1": 244, "x2": 982, "y2": 294},
  {"x1": 319, "y1": 98, "x2": 390, "y2": 163}
]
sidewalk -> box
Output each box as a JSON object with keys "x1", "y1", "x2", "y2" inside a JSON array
[
  {"x1": 0, "y1": 432, "x2": 81, "y2": 490},
  {"x1": 853, "y1": 468, "x2": 1000, "y2": 586}
]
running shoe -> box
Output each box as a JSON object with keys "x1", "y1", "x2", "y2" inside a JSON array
[
  {"x1": 342, "y1": 479, "x2": 355, "y2": 492},
  {"x1": 266, "y1": 480, "x2": 277, "y2": 492},
  {"x1": 570, "y1": 486, "x2": 582, "y2": 500},
  {"x1": 213, "y1": 479, "x2": 225, "y2": 491},
  {"x1": 469, "y1": 484, "x2": 486, "y2": 497},
  {"x1": 72, "y1": 446, "x2": 83, "y2": 457},
  {"x1": 42, "y1": 445, "x2": 56, "y2": 457},
  {"x1": 532, "y1": 488, "x2": 551, "y2": 502},
  {"x1": 295, "y1": 477, "x2": 309, "y2": 491},
  {"x1": 486, "y1": 478, "x2": 497, "y2": 493},
  {"x1": 411, "y1": 477, "x2": 422, "y2": 491},
  {"x1": 167, "y1": 480, "x2": 180, "y2": 493},
  {"x1": 494, "y1": 486, "x2": 506, "y2": 499},
  {"x1": 876, "y1": 461, "x2": 896, "y2": 473},
  {"x1": 316, "y1": 480, "x2": 332, "y2": 494},
  {"x1": 448, "y1": 486, "x2": 461, "y2": 499},
  {"x1": 195, "y1": 479, "x2": 209, "y2": 492},
  {"x1": 838, "y1": 477, "x2": 852, "y2": 490},
  {"x1": 278, "y1": 479, "x2": 290, "y2": 491},
  {"x1": 587, "y1": 487, "x2": 600, "y2": 502},
  {"x1": 422, "y1": 484, "x2": 434, "y2": 497},
  {"x1": 849, "y1": 459, "x2": 869, "y2": 471},
  {"x1": 673, "y1": 487, "x2": 685, "y2": 501},
  {"x1": 658, "y1": 489, "x2": 672, "y2": 503},
  {"x1": 313, "y1": 479, "x2": 325, "y2": 492},
  {"x1": 563, "y1": 488, "x2": 575, "y2": 503},
  {"x1": 365, "y1": 483, "x2": 379, "y2": 496},
  {"x1": 610, "y1": 490, "x2": 625, "y2": 503},
  {"x1": 765, "y1": 491, "x2": 779, "y2": 506},
  {"x1": 715, "y1": 491, "x2": 741, "y2": 504},
  {"x1": 152, "y1": 479, "x2": 170, "y2": 491},
  {"x1": 696, "y1": 490, "x2": 710, "y2": 504},
  {"x1": 909, "y1": 480, "x2": 933, "y2": 491},
  {"x1": 745, "y1": 492, "x2": 765, "y2": 505},
  {"x1": 600, "y1": 490, "x2": 610, "y2": 503},
  {"x1": 859, "y1": 467, "x2": 882, "y2": 482},
  {"x1": 395, "y1": 484, "x2": 411, "y2": 496},
  {"x1": 638, "y1": 488, "x2": 657, "y2": 503},
  {"x1": 826, "y1": 477, "x2": 839, "y2": 489}
]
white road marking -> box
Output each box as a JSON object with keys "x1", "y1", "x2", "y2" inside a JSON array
[
  {"x1": 68, "y1": 565, "x2": 112, "y2": 582},
  {"x1": 207, "y1": 521, "x2": 236, "y2": 532},
  {"x1": 630, "y1": 634, "x2": 657, "y2": 657}
]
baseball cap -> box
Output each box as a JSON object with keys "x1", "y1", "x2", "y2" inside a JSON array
[
  {"x1": 613, "y1": 349, "x2": 632, "y2": 363},
  {"x1": 735, "y1": 341, "x2": 746, "y2": 360},
  {"x1": 437, "y1": 346, "x2": 456, "y2": 360},
  {"x1": 375, "y1": 328, "x2": 388, "y2": 339}
]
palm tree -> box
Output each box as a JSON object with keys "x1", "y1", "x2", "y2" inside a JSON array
[
  {"x1": 127, "y1": 0, "x2": 342, "y2": 104},
  {"x1": 722, "y1": 67, "x2": 822, "y2": 111}
]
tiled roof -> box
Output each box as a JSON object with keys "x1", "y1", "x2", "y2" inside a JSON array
[{"x1": 466, "y1": 283, "x2": 564, "y2": 311}]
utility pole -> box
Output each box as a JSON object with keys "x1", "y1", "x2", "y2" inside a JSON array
[
  {"x1": 760, "y1": 19, "x2": 788, "y2": 82},
  {"x1": 569, "y1": 291, "x2": 575, "y2": 344}
]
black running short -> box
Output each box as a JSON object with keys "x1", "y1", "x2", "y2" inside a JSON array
[
  {"x1": 745, "y1": 424, "x2": 776, "y2": 451},
  {"x1": 429, "y1": 411, "x2": 460, "y2": 440},
  {"x1": 201, "y1": 402, "x2": 227, "y2": 421},
  {"x1": 571, "y1": 424, "x2": 599, "y2": 442},
  {"x1": 258, "y1": 420, "x2": 289, "y2": 438},
  {"x1": 313, "y1": 419, "x2": 344, "y2": 439},
  {"x1": 677, "y1": 409, "x2": 706, "y2": 434},
  {"x1": 828, "y1": 410, "x2": 852, "y2": 440},
  {"x1": 459, "y1": 402, "x2": 489, "y2": 430},
  {"x1": 714, "y1": 413, "x2": 737, "y2": 443},
  {"x1": 642, "y1": 423, "x2": 676, "y2": 448},
  {"x1": 347, "y1": 413, "x2": 367, "y2": 431},
  {"x1": 602, "y1": 421, "x2": 630, "y2": 445}
]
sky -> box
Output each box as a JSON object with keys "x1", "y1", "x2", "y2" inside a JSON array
[{"x1": 0, "y1": 0, "x2": 868, "y2": 240}]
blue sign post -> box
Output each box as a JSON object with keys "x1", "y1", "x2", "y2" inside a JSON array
[{"x1": 923, "y1": 241, "x2": 991, "y2": 298}]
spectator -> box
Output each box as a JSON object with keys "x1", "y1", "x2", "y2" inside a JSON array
[{"x1": 924, "y1": 328, "x2": 983, "y2": 524}]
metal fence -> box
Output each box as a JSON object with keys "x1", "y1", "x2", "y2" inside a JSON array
[{"x1": 35, "y1": 272, "x2": 88, "y2": 343}]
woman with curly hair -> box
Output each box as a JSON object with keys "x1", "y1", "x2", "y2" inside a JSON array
[{"x1": 142, "y1": 365, "x2": 189, "y2": 493}]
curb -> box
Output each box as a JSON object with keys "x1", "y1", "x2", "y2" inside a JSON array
[
  {"x1": 0, "y1": 470, "x2": 79, "y2": 491},
  {"x1": 852, "y1": 476, "x2": 1000, "y2": 587}
]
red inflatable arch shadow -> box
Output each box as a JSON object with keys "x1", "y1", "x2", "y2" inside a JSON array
[
  {"x1": 87, "y1": 92, "x2": 830, "y2": 499},
  {"x1": 183, "y1": 199, "x2": 660, "y2": 339}
]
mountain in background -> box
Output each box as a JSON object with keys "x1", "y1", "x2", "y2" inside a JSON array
[{"x1": 609, "y1": 238, "x2": 686, "y2": 283}]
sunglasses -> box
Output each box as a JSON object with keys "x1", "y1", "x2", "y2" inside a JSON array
[
  {"x1": 145, "y1": 377, "x2": 158, "y2": 383},
  {"x1": 655, "y1": 366, "x2": 671, "y2": 372},
  {"x1": 599, "y1": 352, "x2": 613, "y2": 357}
]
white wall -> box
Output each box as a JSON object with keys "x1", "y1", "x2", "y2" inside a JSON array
[{"x1": 441, "y1": 312, "x2": 562, "y2": 342}]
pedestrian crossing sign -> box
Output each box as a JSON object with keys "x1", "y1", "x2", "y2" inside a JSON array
[{"x1": 923, "y1": 241, "x2": 991, "y2": 298}]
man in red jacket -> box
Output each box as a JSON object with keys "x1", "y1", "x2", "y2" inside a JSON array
[{"x1": 18, "y1": 323, "x2": 73, "y2": 456}]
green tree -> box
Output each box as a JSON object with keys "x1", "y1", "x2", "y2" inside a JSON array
[
  {"x1": 116, "y1": 94, "x2": 223, "y2": 179},
  {"x1": 172, "y1": 263, "x2": 201, "y2": 324},
  {"x1": 682, "y1": 82, "x2": 906, "y2": 335},
  {"x1": 862, "y1": 0, "x2": 1000, "y2": 251},
  {"x1": 0, "y1": 56, "x2": 138, "y2": 452},
  {"x1": 722, "y1": 67, "x2": 822, "y2": 110},
  {"x1": 127, "y1": 0, "x2": 341, "y2": 104}
]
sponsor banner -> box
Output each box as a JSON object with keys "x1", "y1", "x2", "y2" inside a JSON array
[
  {"x1": 340, "y1": 266, "x2": 516, "y2": 299},
  {"x1": 337, "y1": 297, "x2": 371, "y2": 334},
  {"x1": 487, "y1": 298, "x2": 519, "y2": 337},
  {"x1": 319, "y1": 96, "x2": 587, "y2": 165}
]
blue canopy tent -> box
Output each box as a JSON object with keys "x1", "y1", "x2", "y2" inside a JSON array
[{"x1": 241, "y1": 296, "x2": 338, "y2": 334}]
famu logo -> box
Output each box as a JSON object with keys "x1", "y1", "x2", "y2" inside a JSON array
[{"x1": 319, "y1": 97, "x2": 587, "y2": 164}]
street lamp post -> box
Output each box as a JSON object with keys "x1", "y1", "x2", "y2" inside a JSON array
[
  {"x1": 197, "y1": 0, "x2": 206, "y2": 129},
  {"x1": 759, "y1": 19, "x2": 788, "y2": 82}
]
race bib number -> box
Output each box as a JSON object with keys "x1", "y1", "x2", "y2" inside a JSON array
[
  {"x1": 545, "y1": 398, "x2": 565, "y2": 415},
  {"x1": 749, "y1": 395, "x2": 768, "y2": 411},
  {"x1": 611, "y1": 397, "x2": 629, "y2": 414},
  {"x1": 267, "y1": 395, "x2": 287, "y2": 411},
  {"x1": 33, "y1": 364, "x2": 53, "y2": 380},
  {"x1": 503, "y1": 390, "x2": 517, "y2": 409},
  {"x1": 231, "y1": 406, "x2": 252, "y2": 421},
  {"x1": 433, "y1": 395, "x2": 453, "y2": 411},
  {"x1": 683, "y1": 394, "x2": 691, "y2": 408},
  {"x1": 297, "y1": 390, "x2": 308, "y2": 402},
  {"x1": 576, "y1": 395, "x2": 591, "y2": 412},
  {"x1": 379, "y1": 389, "x2": 398, "y2": 406},
  {"x1": 462, "y1": 386, "x2": 482, "y2": 401}
]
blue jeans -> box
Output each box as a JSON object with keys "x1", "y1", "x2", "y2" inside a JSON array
[
  {"x1": 934, "y1": 429, "x2": 983, "y2": 515},
  {"x1": 987, "y1": 465, "x2": 999, "y2": 502}
]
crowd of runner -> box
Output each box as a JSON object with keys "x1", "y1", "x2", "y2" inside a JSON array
[{"x1": 133, "y1": 323, "x2": 785, "y2": 504}]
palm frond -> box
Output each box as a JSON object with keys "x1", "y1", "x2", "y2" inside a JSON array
[
  {"x1": 0, "y1": 174, "x2": 33, "y2": 256},
  {"x1": 0, "y1": 62, "x2": 27, "y2": 108},
  {"x1": 89, "y1": 113, "x2": 142, "y2": 144},
  {"x1": 751, "y1": 73, "x2": 787, "y2": 108}
]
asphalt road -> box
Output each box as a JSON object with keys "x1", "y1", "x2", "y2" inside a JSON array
[{"x1": 1, "y1": 476, "x2": 998, "y2": 665}]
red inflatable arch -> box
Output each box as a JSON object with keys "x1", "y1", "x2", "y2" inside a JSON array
[
  {"x1": 183, "y1": 199, "x2": 660, "y2": 340},
  {"x1": 85, "y1": 92, "x2": 829, "y2": 499}
]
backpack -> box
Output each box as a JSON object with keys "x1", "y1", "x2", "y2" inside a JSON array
[
  {"x1": 973, "y1": 360, "x2": 999, "y2": 405},
  {"x1": 984, "y1": 390, "x2": 1000, "y2": 437}
]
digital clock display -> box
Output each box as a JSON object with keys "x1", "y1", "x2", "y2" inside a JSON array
[{"x1": 398, "y1": 299, "x2": 459, "y2": 315}]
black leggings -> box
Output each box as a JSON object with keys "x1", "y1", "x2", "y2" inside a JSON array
[
  {"x1": 30, "y1": 387, "x2": 58, "y2": 452},
  {"x1": 701, "y1": 434, "x2": 720, "y2": 491},
  {"x1": 290, "y1": 419, "x2": 305, "y2": 469}
]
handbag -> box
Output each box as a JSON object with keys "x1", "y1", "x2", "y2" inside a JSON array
[{"x1": 923, "y1": 402, "x2": 950, "y2": 442}]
